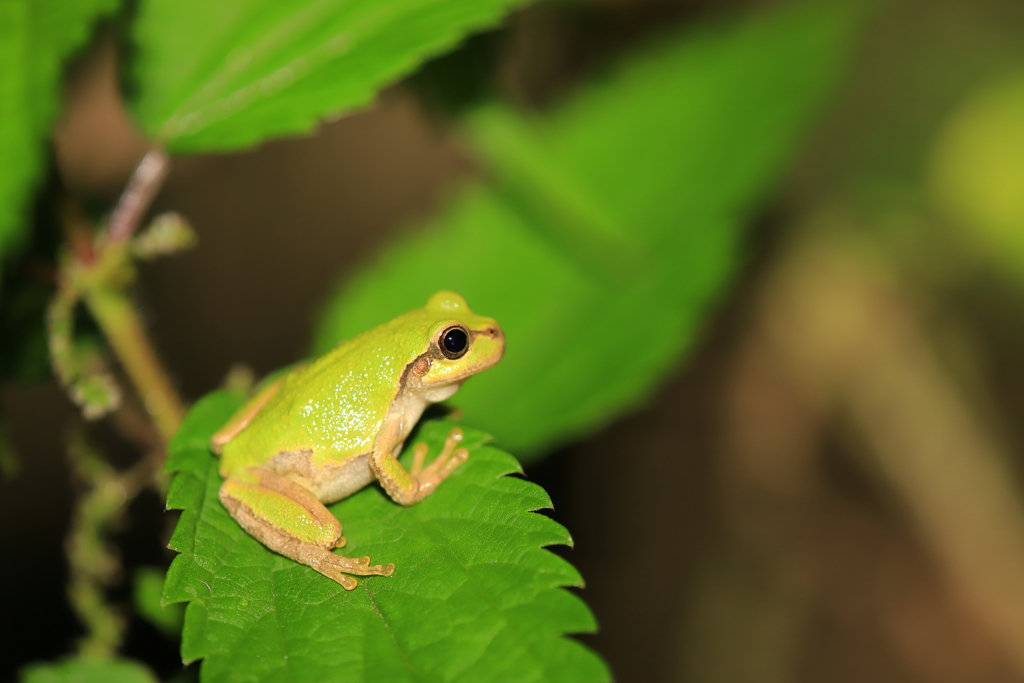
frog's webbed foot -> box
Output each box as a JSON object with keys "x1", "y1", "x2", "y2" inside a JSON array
[
  {"x1": 375, "y1": 428, "x2": 469, "y2": 506},
  {"x1": 219, "y1": 467, "x2": 395, "y2": 590},
  {"x1": 305, "y1": 552, "x2": 395, "y2": 591}
]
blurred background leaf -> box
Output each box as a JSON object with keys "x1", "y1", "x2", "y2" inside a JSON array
[
  {"x1": 127, "y1": 0, "x2": 529, "y2": 152},
  {"x1": 314, "y1": 1, "x2": 865, "y2": 458},
  {"x1": 929, "y1": 70, "x2": 1024, "y2": 279},
  {"x1": 132, "y1": 566, "x2": 183, "y2": 638},
  {"x1": 18, "y1": 658, "x2": 158, "y2": 683},
  {"x1": 0, "y1": 276, "x2": 53, "y2": 384},
  {"x1": 0, "y1": 0, "x2": 118, "y2": 273}
]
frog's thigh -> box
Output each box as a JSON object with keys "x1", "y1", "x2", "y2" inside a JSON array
[
  {"x1": 220, "y1": 467, "x2": 342, "y2": 548},
  {"x1": 219, "y1": 467, "x2": 395, "y2": 589}
]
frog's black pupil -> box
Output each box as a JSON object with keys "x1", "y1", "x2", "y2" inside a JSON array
[{"x1": 442, "y1": 327, "x2": 468, "y2": 356}]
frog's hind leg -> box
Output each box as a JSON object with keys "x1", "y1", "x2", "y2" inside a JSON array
[
  {"x1": 219, "y1": 467, "x2": 395, "y2": 589},
  {"x1": 210, "y1": 379, "x2": 282, "y2": 453}
]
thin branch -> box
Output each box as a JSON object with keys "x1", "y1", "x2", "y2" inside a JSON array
[
  {"x1": 84, "y1": 283, "x2": 185, "y2": 443},
  {"x1": 66, "y1": 430, "x2": 165, "y2": 660},
  {"x1": 761, "y1": 233, "x2": 1024, "y2": 676},
  {"x1": 107, "y1": 149, "x2": 170, "y2": 244},
  {"x1": 66, "y1": 432, "x2": 127, "y2": 660}
]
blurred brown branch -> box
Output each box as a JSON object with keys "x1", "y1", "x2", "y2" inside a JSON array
[{"x1": 756, "y1": 220, "x2": 1024, "y2": 677}]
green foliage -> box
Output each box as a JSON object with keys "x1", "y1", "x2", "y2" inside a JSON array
[
  {"x1": 164, "y1": 392, "x2": 608, "y2": 683},
  {"x1": 48, "y1": 287, "x2": 122, "y2": 419},
  {"x1": 0, "y1": 0, "x2": 118, "y2": 268},
  {"x1": 19, "y1": 658, "x2": 158, "y2": 683},
  {"x1": 930, "y1": 70, "x2": 1024, "y2": 277},
  {"x1": 128, "y1": 0, "x2": 527, "y2": 153},
  {"x1": 1, "y1": 1, "x2": 871, "y2": 679},
  {"x1": 314, "y1": 1, "x2": 864, "y2": 457},
  {"x1": 0, "y1": 276, "x2": 52, "y2": 384},
  {"x1": 134, "y1": 566, "x2": 184, "y2": 637}
]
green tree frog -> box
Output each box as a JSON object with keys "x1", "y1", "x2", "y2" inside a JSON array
[{"x1": 211, "y1": 291, "x2": 504, "y2": 589}]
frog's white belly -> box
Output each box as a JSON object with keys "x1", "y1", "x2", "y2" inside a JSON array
[{"x1": 268, "y1": 449, "x2": 375, "y2": 503}]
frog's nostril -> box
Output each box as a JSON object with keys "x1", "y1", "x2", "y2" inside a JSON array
[{"x1": 485, "y1": 327, "x2": 501, "y2": 338}]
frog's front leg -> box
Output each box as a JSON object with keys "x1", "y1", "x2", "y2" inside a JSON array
[
  {"x1": 219, "y1": 467, "x2": 395, "y2": 589},
  {"x1": 371, "y1": 428, "x2": 469, "y2": 506}
]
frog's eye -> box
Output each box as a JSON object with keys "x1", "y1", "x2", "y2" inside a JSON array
[{"x1": 439, "y1": 325, "x2": 469, "y2": 360}]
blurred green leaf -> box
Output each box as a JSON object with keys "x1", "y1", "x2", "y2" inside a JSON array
[
  {"x1": 930, "y1": 70, "x2": 1024, "y2": 276},
  {"x1": 0, "y1": 0, "x2": 118, "y2": 270},
  {"x1": 0, "y1": 277, "x2": 52, "y2": 383},
  {"x1": 19, "y1": 658, "x2": 158, "y2": 683},
  {"x1": 133, "y1": 566, "x2": 184, "y2": 637},
  {"x1": 315, "y1": 1, "x2": 864, "y2": 457},
  {"x1": 165, "y1": 392, "x2": 608, "y2": 683},
  {"x1": 128, "y1": 0, "x2": 527, "y2": 153}
]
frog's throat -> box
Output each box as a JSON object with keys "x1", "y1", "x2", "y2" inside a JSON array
[{"x1": 419, "y1": 382, "x2": 460, "y2": 403}]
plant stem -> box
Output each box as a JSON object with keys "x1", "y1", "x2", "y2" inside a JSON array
[
  {"x1": 84, "y1": 281, "x2": 184, "y2": 443},
  {"x1": 108, "y1": 149, "x2": 170, "y2": 244},
  {"x1": 66, "y1": 434, "x2": 124, "y2": 660},
  {"x1": 55, "y1": 150, "x2": 186, "y2": 442},
  {"x1": 67, "y1": 432, "x2": 160, "y2": 659},
  {"x1": 50, "y1": 150, "x2": 185, "y2": 661}
]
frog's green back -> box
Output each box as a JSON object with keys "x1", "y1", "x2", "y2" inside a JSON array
[{"x1": 219, "y1": 308, "x2": 441, "y2": 473}]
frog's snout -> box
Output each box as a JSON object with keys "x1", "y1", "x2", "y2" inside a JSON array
[
  {"x1": 473, "y1": 323, "x2": 505, "y2": 365},
  {"x1": 480, "y1": 324, "x2": 504, "y2": 349}
]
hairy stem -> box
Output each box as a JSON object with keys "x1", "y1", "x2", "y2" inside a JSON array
[
  {"x1": 67, "y1": 433, "x2": 161, "y2": 659},
  {"x1": 107, "y1": 149, "x2": 170, "y2": 244},
  {"x1": 54, "y1": 150, "x2": 186, "y2": 442},
  {"x1": 84, "y1": 281, "x2": 184, "y2": 443},
  {"x1": 66, "y1": 435, "x2": 126, "y2": 660},
  {"x1": 50, "y1": 150, "x2": 185, "y2": 661}
]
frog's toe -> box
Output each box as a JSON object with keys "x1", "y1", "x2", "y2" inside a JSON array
[
  {"x1": 333, "y1": 535, "x2": 347, "y2": 549},
  {"x1": 342, "y1": 554, "x2": 396, "y2": 577},
  {"x1": 418, "y1": 429, "x2": 469, "y2": 483},
  {"x1": 317, "y1": 550, "x2": 396, "y2": 586},
  {"x1": 355, "y1": 558, "x2": 395, "y2": 577},
  {"x1": 316, "y1": 558, "x2": 394, "y2": 589},
  {"x1": 321, "y1": 569, "x2": 359, "y2": 590}
]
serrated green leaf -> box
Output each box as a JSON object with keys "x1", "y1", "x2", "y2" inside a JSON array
[
  {"x1": 128, "y1": 0, "x2": 527, "y2": 153},
  {"x1": 0, "y1": 0, "x2": 118, "y2": 268},
  {"x1": 313, "y1": 1, "x2": 865, "y2": 457},
  {"x1": 19, "y1": 658, "x2": 158, "y2": 683},
  {"x1": 164, "y1": 392, "x2": 608, "y2": 683}
]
